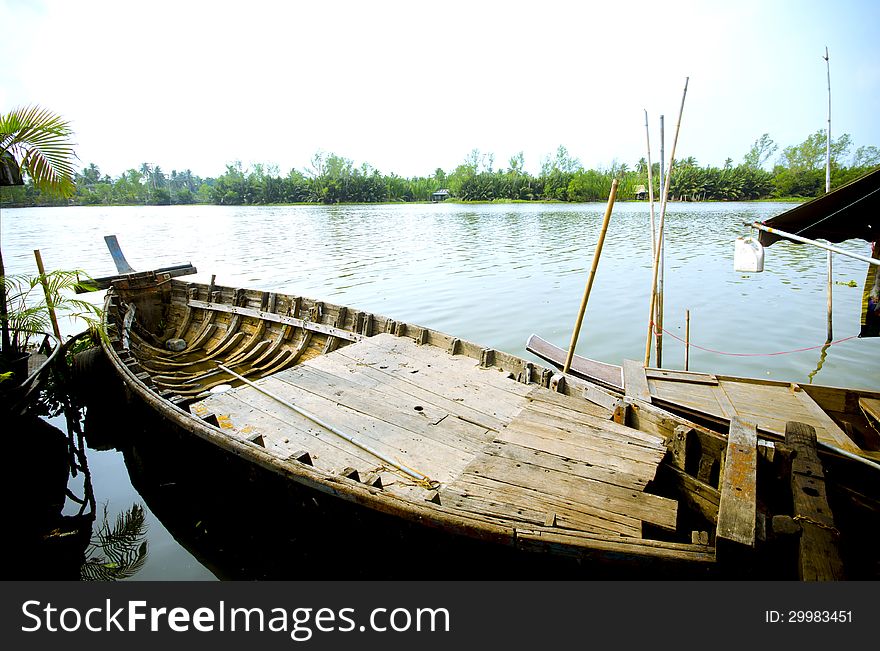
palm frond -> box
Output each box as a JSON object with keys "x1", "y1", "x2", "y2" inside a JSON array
[
  {"x1": 1, "y1": 269, "x2": 105, "y2": 352},
  {"x1": 81, "y1": 503, "x2": 149, "y2": 581},
  {"x1": 0, "y1": 105, "x2": 77, "y2": 198}
]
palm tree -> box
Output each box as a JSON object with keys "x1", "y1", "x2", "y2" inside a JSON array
[{"x1": 0, "y1": 105, "x2": 77, "y2": 197}]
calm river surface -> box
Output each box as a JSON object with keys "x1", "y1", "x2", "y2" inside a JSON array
[{"x1": 3, "y1": 202, "x2": 878, "y2": 579}]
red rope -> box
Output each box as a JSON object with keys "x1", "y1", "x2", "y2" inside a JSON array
[{"x1": 650, "y1": 322, "x2": 860, "y2": 357}]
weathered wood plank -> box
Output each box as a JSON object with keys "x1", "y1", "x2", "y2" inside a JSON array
[
  {"x1": 791, "y1": 385, "x2": 861, "y2": 454},
  {"x1": 272, "y1": 365, "x2": 493, "y2": 454},
  {"x1": 189, "y1": 299, "x2": 364, "y2": 342},
  {"x1": 520, "y1": 397, "x2": 667, "y2": 448},
  {"x1": 303, "y1": 353, "x2": 510, "y2": 433},
  {"x1": 860, "y1": 397, "x2": 880, "y2": 426},
  {"x1": 457, "y1": 451, "x2": 677, "y2": 531},
  {"x1": 445, "y1": 473, "x2": 643, "y2": 537},
  {"x1": 525, "y1": 386, "x2": 613, "y2": 420},
  {"x1": 716, "y1": 417, "x2": 757, "y2": 557},
  {"x1": 497, "y1": 424, "x2": 659, "y2": 482},
  {"x1": 479, "y1": 440, "x2": 652, "y2": 491},
  {"x1": 785, "y1": 421, "x2": 845, "y2": 581},
  {"x1": 509, "y1": 408, "x2": 667, "y2": 463},
  {"x1": 442, "y1": 481, "x2": 637, "y2": 537},
  {"x1": 333, "y1": 335, "x2": 529, "y2": 421},
  {"x1": 646, "y1": 368, "x2": 718, "y2": 385},
  {"x1": 623, "y1": 359, "x2": 651, "y2": 403}
]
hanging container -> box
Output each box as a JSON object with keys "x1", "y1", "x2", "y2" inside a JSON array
[{"x1": 734, "y1": 236, "x2": 764, "y2": 273}]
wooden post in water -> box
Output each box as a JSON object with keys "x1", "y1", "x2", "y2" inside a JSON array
[
  {"x1": 644, "y1": 78, "x2": 689, "y2": 368},
  {"x1": 684, "y1": 309, "x2": 690, "y2": 371},
  {"x1": 656, "y1": 115, "x2": 666, "y2": 367},
  {"x1": 563, "y1": 179, "x2": 619, "y2": 374},
  {"x1": 824, "y1": 46, "x2": 833, "y2": 342},
  {"x1": 34, "y1": 249, "x2": 63, "y2": 340}
]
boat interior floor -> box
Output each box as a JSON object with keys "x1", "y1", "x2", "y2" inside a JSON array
[{"x1": 193, "y1": 333, "x2": 676, "y2": 539}]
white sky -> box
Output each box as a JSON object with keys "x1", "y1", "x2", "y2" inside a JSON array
[{"x1": 2, "y1": 0, "x2": 878, "y2": 179}]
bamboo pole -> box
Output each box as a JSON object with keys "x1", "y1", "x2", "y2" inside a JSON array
[
  {"x1": 644, "y1": 77, "x2": 689, "y2": 368},
  {"x1": 34, "y1": 249, "x2": 62, "y2": 341},
  {"x1": 563, "y1": 179, "x2": 619, "y2": 374},
  {"x1": 644, "y1": 110, "x2": 657, "y2": 253},
  {"x1": 824, "y1": 47, "x2": 833, "y2": 342},
  {"x1": 656, "y1": 115, "x2": 666, "y2": 366},
  {"x1": 684, "y1": 309, "x2": 690, "y2": 371},
  {"x1": 751, "y1": 223, "x2": 880, "y2": 265}
]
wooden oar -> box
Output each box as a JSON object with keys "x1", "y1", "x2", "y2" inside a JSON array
[{"x1": 563, "y1": 179, "x2": 619, "y2": 374}]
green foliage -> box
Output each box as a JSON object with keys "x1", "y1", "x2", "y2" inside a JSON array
[
  {"x1": 0, "y1": 270, "x2": 103, "y2": 355},
  {"x1": 743, "y1": 133, "x2": 778, "y2": 170},
  {"x1": 4, "y1": 131, "x2": 879, "y2": 208},
  {"x1": 0, "y1": 105, "x2": 77, "y2": 197}
]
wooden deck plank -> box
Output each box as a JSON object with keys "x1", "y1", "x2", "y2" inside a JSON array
[
  {"x1": 332, "y1": 335, "x2": 529, "y2": 422},
  {"x1": 458, "y1": 452, "x2": 677, "y2": 530},
  {"x1": 272, "y1": 365, "x2": 494, "y2": 454},
  {"x1": 300, "y1": 351, "x2": 509, "y2": 432},
  {"x1": 497, "y1": 424, "x2": 659, "y2": 482},
  {"x1": 479, "y1": 440, "x2": 652, "y2": 491},
  {"x1": 509, "y1": 409, "x2": 666, "y2": 464},
  {"x1": 524, "y1": 386, "x2": 614, "y2": 420},
  {"x1": 646, "y1": 368, "x2": 718, "y2": 385},
  {"x1": 445, "y1": 473, "x2": 643, "y2": 537},
  {"x1": 345, "y1": 333, "x2": 534, "y2": 399},
  {"x1": 716, "y1": 417, "x2": 757, "y2": 555},
  {"x1": 623, "y1": 359, "x2": 652, "y2": 403},
  {"x1": 522, "y1": 394, "x2": 668, "y2": 448},
  {"x1": 194, "y1": 390, "x2": 379, "y2": 471},
  {"x1": 254, "y1": 376, "x2": 475, "y2": 485},
  {"x1": 861, "y1": 397, "x2": 880, "y2": 425}
]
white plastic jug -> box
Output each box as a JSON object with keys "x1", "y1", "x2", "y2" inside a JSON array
[{"x1": 734, "y1": 236, "x2": 764, "y2": 273}]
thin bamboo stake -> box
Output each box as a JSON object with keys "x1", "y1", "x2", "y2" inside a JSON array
[
  {"x1": 644, "y1": 109, "x2": 657, "y2": 254},
  {"x1": 34, "y1": 249, "x2": 62, "y2": 341},
  {"x1": 563, "y1": 179, "x2": 619, "y2": 374},
  {"x1": 826, "y1": 251, "x2": 833, "y2": 341},
  {"x1": 656, "y1": 115, "x2": 666, "y2": 365},
  {"x1": 684, "y1": 309, "x2": 690, "y2": 371},
  {"x1": 644, "y1": 77, "x2": 689, "y2": 367},
  {"x1": 824, "y1": 47, "x2": 833, "y2": 343}
]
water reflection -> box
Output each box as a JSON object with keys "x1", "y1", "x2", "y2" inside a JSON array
[{"x1": 81, "y1": 504, "x2": 149, "y2": 581}]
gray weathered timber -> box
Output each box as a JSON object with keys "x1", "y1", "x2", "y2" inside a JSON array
[
  {"x1": 785, "y1": 421, "x2": 845, "y2": 581},
  {"x1": 716, "y1": 417, "x2": 757, "y2": 560}
]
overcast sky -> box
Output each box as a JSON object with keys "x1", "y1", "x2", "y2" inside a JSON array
[{"x1": 2, "y1": 0, "x2": 878, "y2": 179}]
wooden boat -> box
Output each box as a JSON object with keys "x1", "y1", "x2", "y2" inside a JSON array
[
  {"x1": 87, "y1": 244, "x2": 879, "y2": 578},
  {"x1": 526, "y1": 334, "x2": 880, "y2": 464}
]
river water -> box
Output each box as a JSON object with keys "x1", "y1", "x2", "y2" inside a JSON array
[{"x1": 3, "y1": 202, "x2": 878, "y2": 579}]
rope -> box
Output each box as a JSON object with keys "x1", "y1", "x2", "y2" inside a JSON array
[
  {"x1": 650, "y1": 321, "x2": 860, "y2": 358},
  {"x1": 793, "y1": 515, "x2": 840, "y2": 537}
]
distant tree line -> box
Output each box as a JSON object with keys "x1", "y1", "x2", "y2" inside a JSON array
[{"x1": 2, "y1": 131, "x2": 878, "y2": 208}]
